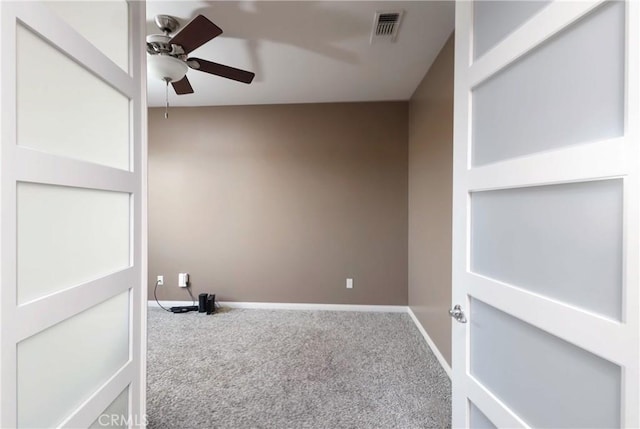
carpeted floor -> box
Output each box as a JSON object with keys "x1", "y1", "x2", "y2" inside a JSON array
[{"x1": 147, "y1": 307, "x2": 451, "y2": 429}]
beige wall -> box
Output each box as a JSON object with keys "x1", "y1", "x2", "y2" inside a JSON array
[
  {"x1": 149, "y1": 102, "x2": 408, "y2": 304},
  {"x1": 408, "y1": 34, "x2": 454, "y2": 365}
]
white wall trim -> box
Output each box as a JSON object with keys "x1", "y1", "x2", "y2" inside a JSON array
[
  {"x1": 222, "y1": 301, "x2": 408, "y2": 313},
  {"x1": 407, "y1": 307, "x2": 452, "y2": 378},
  {"x1": 148, "y1": 300, "x2": 195, "y2": 309},
  {"x1": 148, "y1": 300, "x2": 406, "y2": 313}
]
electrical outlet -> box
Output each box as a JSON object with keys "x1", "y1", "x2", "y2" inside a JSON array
[
  {"x1": 156, "y1": 275, "x2": 164, "y2": 286},
  {"x1": 178, "y1": 273, "x2": 189, "y2": 288},
  {"x1": 346, "y1": 278, "x2": 353, "y2": 289}
]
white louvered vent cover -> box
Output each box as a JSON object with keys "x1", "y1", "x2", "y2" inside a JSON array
[{"x1": 370, "y1": 11, "x2": 404, "y2": 44}]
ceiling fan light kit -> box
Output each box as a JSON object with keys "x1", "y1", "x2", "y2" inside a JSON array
[
  {"x1": 147, "y1": 54, "x2": 188, "y2": 83},
  {"x1": 146, "y1": 13, "x2": 256, "y2": 118}
]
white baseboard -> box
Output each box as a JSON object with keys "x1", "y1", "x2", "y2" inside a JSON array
[
  {"x1": 148, "y1": 300, "x2": 195, "y2": 308},
  {"x1": 148, "y1": 300, "x2": 406, "y2": 313},
  {"x1": 407, "y1": 307, "x2": 452, "y2": 378},
  {"x1": 147, "y1": 300, "x2": 451, "y2": 377},
  {"x1": 220, "y1": 301, "x2": 408, "y2": 312}
]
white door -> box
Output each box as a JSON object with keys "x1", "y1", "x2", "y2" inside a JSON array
[
  {"x1": 452, "y1": 1, "x2": 639, "y2": 427},
  {"x1": 0, "y1": 1, "x2": 147, "y2": 428}
]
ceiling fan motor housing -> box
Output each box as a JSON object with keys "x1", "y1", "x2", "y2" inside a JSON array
[{"x1": 146, "y1": 34, "x2": 185, "y2": 57}]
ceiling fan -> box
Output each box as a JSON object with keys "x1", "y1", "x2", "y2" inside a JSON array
[{"x1": 147, "y1": 14, "x2": 255, "y2": 102}]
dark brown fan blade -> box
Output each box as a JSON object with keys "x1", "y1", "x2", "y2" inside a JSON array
[
  {"x1": 188, "y1": 58, "x2": 255, "y2": 84},
  {"x1": 171, "y1": 76, "x2": 194, "y2": 95},
  {"x1": 168, "y1": 15, "x2": 223, "y2": 54}
]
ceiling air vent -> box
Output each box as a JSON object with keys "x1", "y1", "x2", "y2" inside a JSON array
[{"x1": 371, "y1": 10, "x2": 404, "y2": 44}]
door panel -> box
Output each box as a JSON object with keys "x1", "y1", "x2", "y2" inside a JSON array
[
  {"x1": 471, "y1": 179, "x2": 623, "y2": 319},
  {"x1": 45, "y1": 1, "x2": 130, "y2": 73},
  {"x1": 470, "y1": 298, "x2": 621, "y2": 429},
  {"x1": 1, "y1": 1, "x2": 147, "y2": 428},
  {"x1": 17, "y1": 183, "x2": 130, "y2": 304},
  {"x1": 472, "y1": 0, "x2": 625, "y2": 166},
  {"x1": 452, "y1": 0, "x2": 639, "y2": 427},
  {"x1": 90, "y1": 387, "x2": 130, "y2": 429},
  {"x1": 17, "y1": 292, "x2": 130, "y2": 428},
  {"x1": 16, "y1": 23, "x2": 130, "y2": 170},
  {"x1": 469, "y1": 402, "x2": 498, "y2": 429},
  {"x1": 473, "y1": 1, "x2": 551, "y2": 59}
]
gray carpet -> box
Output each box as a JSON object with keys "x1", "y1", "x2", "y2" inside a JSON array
[{"x1": 147, "y1": 308, "x2": 451, "y2": 429}]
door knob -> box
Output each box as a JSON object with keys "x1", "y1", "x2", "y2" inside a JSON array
[{"x1": 449, "y1": 304, "x2": 467, "y2": 323}]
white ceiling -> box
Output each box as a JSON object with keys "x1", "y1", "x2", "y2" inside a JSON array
[{"x1": 146, "y1": 1, "x2": 454, "y2": 107}]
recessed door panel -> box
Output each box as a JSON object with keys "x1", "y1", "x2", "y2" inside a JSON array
[
  {"x1": 17, "y1": 292, "x2": 130, "y2": 428},
  {"x1": 90, "y1": 387, "x2": 130, "y2": 429},
  {"x1": 473, "y1": 0, "x2": 551, "y2": 59},
  {"x1": 470, "y1": 298, "x2": 621, "y2": 429},
  {"x1": 469, "y1": 402, "x2": 497, "y2": 429},
  {"x1": 46, "y1": 1, "x2": 129, "y2": 72},
  {"x1": 17, "y1": 183, "x2": 130, "y2": 304},
  {"x1": 471, "y1": 179, "x2": 623, "y2": 320},
  {"x1": 472, "y1": 1, "x2": 625, "y2": 166},
  {"x1": 16, "y1": 24, "x2": 130, "y2": 170}
]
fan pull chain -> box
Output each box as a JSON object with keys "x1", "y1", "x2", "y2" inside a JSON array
[{"x1": 164, "y1": 78, "x2": 170, "y2": 119}]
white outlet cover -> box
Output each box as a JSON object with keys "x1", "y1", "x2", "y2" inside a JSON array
[
  {"x1": 156, "y1": 275, "x2": 163, "y2": 285},
  {"x1": 178, "y1": 273, "x2": 189, "y2": 287},
  {"x1": 346, "y1": 278, "x2": 353, "y2": 289}
]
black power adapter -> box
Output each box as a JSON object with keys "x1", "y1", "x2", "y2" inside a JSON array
[
  {"x1": 198, "y1": 293, "x2": 216, "y2": 314},
  {"x1": 206, "y1": 294, "x2": 215, "y2": 314},
  {"x1": 170, "y1": 305, "x2": 198, "y2": 313},
  {"x1": 160, "y1": 292, "x2": 215, "y2": 314},
  {"x1": 198, "y1": 293, "x2": 208, "y2": 312}
]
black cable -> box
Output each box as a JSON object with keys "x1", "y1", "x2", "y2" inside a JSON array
[
  {"x1": 154, "y1": 280, "x2": 172, "y2": 312},
  {"x1": 186, "y1": 284, "x2": 196, "y2": 306}
]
